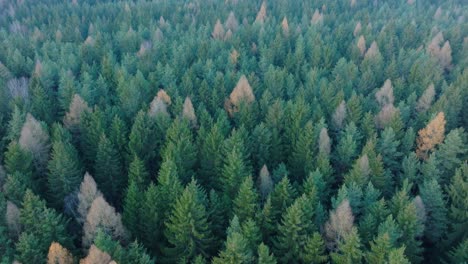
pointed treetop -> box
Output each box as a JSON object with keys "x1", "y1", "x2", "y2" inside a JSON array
[
  {"x1": 80, "y1": 244, "x2": 112, "y2": 264},
  {"x1": 434, "y1": 6, "x2": 442, "y2": 20},
  {"x1": 64, "y1": 94, "x2": 92, "y2": 129},
  {"x1": 357, "y1": 35, "x2": 366, "y2": 56},
  {"x1": 416, "y1": 83, "x2": 435, "y2": 113},
  {"x1": 325, "y1": 199, "x2": 354, "y2": 250},
  {"x1": 416, "y1": 112, "x2": 446, "y2": 159},
  {"x1": 350, "y1": 0, "x2": 357, "y2": 7},
  {"x1": 365, "y1": 41, "x2": 380, "y2": 58},
  {"x1": 332, "y1": 100, "x2": 347, "y2": 129},
  {"x1": 182, "y1": 97, "x2": 197, "y2": 126},
  {"x1": 311, "y1": 9, "x2": 323, "y2": 25},
  {"x1": 212, "y1": 19, "x2": 225, "y2": 40},
  {"x1": 281, "y1": 17, "x2": 289, "y2": 36},
  {"x1": 225, "y1": 11, "x2": 239, "y2": 31},
  {"x1": 353, "y1": 21, "x2": 362, "y2": 37},
  {"x1": 258, "y1": 164, "x2": 273, "y2": 199},
  {"x1": 229, "y1": 75, "x2": 255, "y2": 109},
  {"x1": 230, "y1": 49, "x2": 240, "y2": 65},
  {"x1": 375, "y1": 79, "x2": 394, "y2": 106},
  {"x1": 255, "y1": 2, "x2": 267, "y2": 24},
  {"x1": 47, "y1": 242, "x2": 74, "y2": 264},
  {"x1": 319, "y1": 127, "x2": 331, "y2": 156}
]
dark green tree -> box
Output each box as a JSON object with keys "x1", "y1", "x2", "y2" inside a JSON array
[{"x1": 164, "y1": 180, "x2": 213, "y2": 263}]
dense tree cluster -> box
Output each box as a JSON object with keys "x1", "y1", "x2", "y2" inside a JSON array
[{"x1": 0, "y1": 0, "x2": 466, "y2": 263}]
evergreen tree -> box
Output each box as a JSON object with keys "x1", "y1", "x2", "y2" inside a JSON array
[
  {"x1": 94, "y1": 133, "x2": 124, "y2": 204},
  {"x1": 330, "y1": 228, "x2": 363, "y2": 264},
  {"x1": 273, "y1": 194, "x2": 315, "y2": 263},
  {"x1": 302, "y1": 232, "x2": 328, "y2": 263},
  {"x1": 198, "y1": 124, "x2": 224, "y2": 189},
  {"x1": 436, "y1": 128, "x2": 467, "y2": 185},
  {"x1": 164, "y1": 180, "x2": 213, "y2": 263},
  {"x1": 161, "y1": 118, "x2": 197, "y2": 183},
  {"x1": 233, "y1": 176, "x2": 259, "y2": 223},
  {"x1": 17, "y1": 190, "x2": 72, "y2": 263},
  {"x1": 222, "y1": 147, "x2": 249, "y2": 202},
  {"x1": 446, "y1": 164, "x2": 468, "y2": 247},
  {"x1": 419, "y1": 179, "x2": 448, "y2": 244},
  {"x1": 288, "y1": 121, "x2": 315, "y2": 182},
  {"x1": 257, "y1": 243, "x2": 277, "y2": 264},
  {"x1": 47, "y1": 138, "x2": 83, "y2": 208}
]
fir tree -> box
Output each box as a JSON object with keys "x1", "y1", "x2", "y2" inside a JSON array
[{"x1": 164, "y1": 180, "x2": 213, "y2": 263}]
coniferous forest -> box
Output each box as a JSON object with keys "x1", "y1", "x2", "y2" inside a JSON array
[{"x1": 0, "y1": 0, "x2": 467, "y2": 263}]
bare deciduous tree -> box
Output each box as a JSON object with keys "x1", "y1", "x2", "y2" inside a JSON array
[
  {"x1": 353, "y1": 21, "x2": 362, "y2": 37},
  {"x1": 258, "y1": 165, "x2": 273, "y2": 199},
  {"x1": 77, "y1": 173, "x2": 103, "y2": 224},
  {"x1": 311, "y1": 9, "x2": 323, "y2": 24},
  {"x1": 332, "y1": 100, "x2": 347, "y2": 129},
  {"x1": 7, "y1": 77, "x2": 29, "y2": 101},
  {"x1": 365, "y1": 41, "x2": 381, "y2": 59},
  {"x1": 80, "y1": 245, "x2": 112, "y2": 264},
  {"x1": 226, "y1": 75, "x2": 255, "y2": 115},
  {"x1": 413, "y1": 196, "x2": 426, "y2": 225},
  {"x1": 375, "y1": 79, "x2": 394, "y2": 106},
  {"x1": 319, "y1": 127, "x2": 331, "y2": 156},
  {"x1": 212, "y1": 19, "x2": 225, "y2": 40},
  {"x1": 255, "y1": 2, "x2": 267, "y2": 24},
  {"x1": 182, "y1": 97, "x2": 197, "y2": 126},
  {"x1": 83, "y1": 196, "x2": 126, "y2": 247},
  {"x1": 416, "y1": 84, "x2": 435, "y2": 113},
  {"x1": 357, "y1": 35, "x2": 366, "y2": 56},
  {"x1": 6, "y1": 201, "x2": 21, "y2": 237},
  {"x1": 64, "y1": 94, "x2": 91, "y2": 129},
  {"x1": 281, "y1": 17, "x2": 289, "y2": 36},
  {"x1": 19, "y1": 113, "x2": 50, "y2": 171},
  {"x1": 47, "y1": 242, "x2": 74, "y2": 264},
  {"x1": 375, "y1": 104, "x2": 398, "y2": 129},
  {"x1": 225, "y1": 11, "x2": 239, "y2": 31},
  {"x1": 325, "y1": 199, "x2": 354, "y2": 251}
]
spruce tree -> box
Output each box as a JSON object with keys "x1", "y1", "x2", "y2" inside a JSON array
[
  {"x1": 330, "y1": 228, "x2": 363, "y2": 264},
  {"x1": 164, "y1": 180, "x2": 213, "y2": 263},
  {"x1": 47, "y1": 138, "x2": 83, "y2": 208},
  {"x1": 233, "y1": 176, "x2": 259, "y2": 223},
  {"x1": 94, "y1": 133, "x2": 124, "y2": 204}
]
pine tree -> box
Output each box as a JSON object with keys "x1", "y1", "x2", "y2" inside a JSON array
[
  {"x1": 233, "y1": 176, "x2": 259, "y2": 223},
  {"x1": 164, "y1": 180, "x2": 213, "y2": 263},
  {"x1": 302, "y1": 232, "x2": 328, "y2": 263},
  {"x1": 436, "y1": 128, "x2": 467, "y2": 185},
  {"x1": 47, "y1": 138, "x2": 83, "y2": 208},
  {"x1": 17, "y1": 190, "x2": 72, "y2": 263},
  {"x1": 161, "y1": 118, "x2": 197, "y2": 183},
  {"x1": 330, "y1": 228, "x2": 363, "y2": 264},
  {"x1": 270, "y1": 176, "x2": 297, "y2": 228},
  {"x1": 273, "y1": 194, "x2": 315, "y2": 263},
  {"x1": 128, "y1": 111, "x2": 155, "y2": 166},
  {"x1": 288, "y1": 121, "x2": 315, "y2": 182},
  {"x1": 94, "y1": 133, "x2": 124, "y2": 204},
  {"x1": 446, "y1": 164, "x2": 468, "y2": 246},
  {"x1": 80, "y1": 108, "x2": 106, "y2": 170},
  {"x1": 222, "y1": 147, "x2": 249, "y2": 201},
  {"x1": 419, "y1": 179, "x2": 448, "y2": 244},
  {"x1": 257, "y1": 243, "x2": 277, "y2": 264},
  {"x1": 18, "y1": 113, "x2": 50, "y2": 173},
  {"x1": 199, "y1": 124, "x2": 225, "y2": 190}
]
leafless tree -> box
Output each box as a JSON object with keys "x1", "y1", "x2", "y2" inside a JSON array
[{"x1": 325, "y1": 199, "x2": 354, "y2": 251}]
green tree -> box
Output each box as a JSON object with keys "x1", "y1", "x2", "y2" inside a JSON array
[
  {"x1": 233, "y1": 176, "x2": 259, "y2": 223},
  {"x1": 302, "y1": 232, "x2": 328, "y2": 263},
  {"x1": 164, "y1": 180, "x2": 213, "y2": 263},
  {"x1": 436, "y1": 128, "x2": 467, "y2": 185},
  {"x1": 419, "y1": 179, "x2": 448, "y2": 244},
  {"x1": 17, "y1": 190, "x2": 72, "y2": 263},
  {"x1": 288, "y1": 121, "x2": 315, "y2": 182},
  {"x1": 273, "y1": 194, "x2": 315, "y2": 263},
  {"x1": 222, "y1": 147, "x2": 249, "y2": 202},
  {"x1": 198, "y1": 124, "x2": 224, "y2": 189},
  {"x1": 94, "y1": 133, "x2": 124, "y2": 204},
  {"x1": 446, "y1": 164, "x2": 468, "y2": 247},
  {"x1": 161, "y1": 118, "x2": 197, "y2": 183},
  {"x1": 47, "y1": 138, "x2": 83, "y2": 208},
  {"x1": 330, "y1": 228, "x2": 363, "y2": 264},
  {"x1": 257, "y1": 243, "x2": 277, "y2": 264}
]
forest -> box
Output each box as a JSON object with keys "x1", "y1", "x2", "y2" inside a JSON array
[{"x1": 0, "y1": 0, "x2": 467, "y2": 263}]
